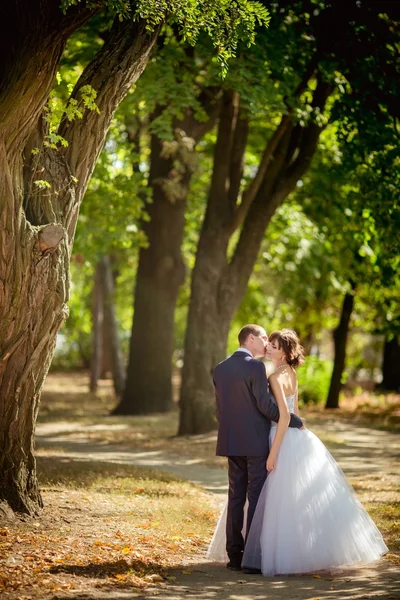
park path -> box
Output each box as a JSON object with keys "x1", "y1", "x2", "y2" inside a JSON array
[{"x1": 35, "y1": 420, "x2": 400, "y2": 600}]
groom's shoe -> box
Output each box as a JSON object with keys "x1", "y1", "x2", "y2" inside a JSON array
[
  {"x1": 242, "y1": 567, "x2": 262, "y2": 575},
  {"x1": 226, "y1": 560, "x2": 242, "y2": 571}
]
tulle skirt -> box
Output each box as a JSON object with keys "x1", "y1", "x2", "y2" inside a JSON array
[{"x1": 207, "y1": 427, "x2": 388, "y2": 575}]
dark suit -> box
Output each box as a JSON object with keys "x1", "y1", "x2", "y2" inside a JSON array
[{"x1": 213, "y1": 350, "x2": 302, "y2": 565}]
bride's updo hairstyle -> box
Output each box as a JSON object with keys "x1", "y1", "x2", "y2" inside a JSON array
[{"x1": 269, "y1": 329, "x2": 305, "y2": 369}]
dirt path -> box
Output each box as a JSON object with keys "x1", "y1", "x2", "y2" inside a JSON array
[
  {"x1": 35, "y1": 421, "x2": 399, "y2": 600},
  {"x1": 36, "y1": 418, "x2": 399, "y2": 493},
  {"x1": 37, "y1": 421, "x2": 400, "y2": 600}
]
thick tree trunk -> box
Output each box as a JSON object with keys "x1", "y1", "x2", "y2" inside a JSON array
[
  {"x1": 381, "y1": 335, "x2": 400, "y2": 392},
  {"x1": 113, "y1": 133, "x2": 187, "y2": 414},
  {"x1": 0, "y1": 223, "x2": 68, "y2": 514},
  {"x1": 325, "y1": 285, "x2": 356, "y2": 409},
  {"x1": 179, "y1": 80, "x2": 333, "y2": 435},
  {"x1": 178, "y1": 90, "x2": 244, "y2": 433},
  {"x1": 101, "y1": 315, "x2": 114, "y2": 379},
  {"x1": 114, "y1": 93, "x2": 220, "y2": 415},
  {"x1": 0, "y1": 3, "x2": 160, "y2": 513}
]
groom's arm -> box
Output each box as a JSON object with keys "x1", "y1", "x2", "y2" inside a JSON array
[
  {"x1": 252, "y1": 362, "x2": 303, "y2": 428},
  {"x1": 288, "y1": 411, "x2": 303, "y2": 429}
]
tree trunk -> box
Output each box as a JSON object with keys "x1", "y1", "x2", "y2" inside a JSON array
[
  {"x1": 381, "y1": 335, "x2": 400, "y2": 392},
  {"x1": 90, "y1": 261, "x2": 104, "y2": 393},
  {"x1": 0, "y1": 3, "x2": 160, "y2": 513},
  {"x1": 114, "y1": 92, "x2": 220, "y2": 415},
  {"x1": 179, "y1": 79, "x2": 333, "y2": 435},
  {"x1": 101, "y1": 315, "x2": 114, "y2": 379},
  {"x1": 100, "y1": 256, "x2": 125, "y2": 397},
  {"x1": 0, "y1": 223, "x2": 69, "y2": 513},
  {"x1": 325, "y1": 284, "x2": 356, "y2": 409}
]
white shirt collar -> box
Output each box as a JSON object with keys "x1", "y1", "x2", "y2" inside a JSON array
[{"x1": 236, "y1": 347, "x2": 253, "y2": 357}]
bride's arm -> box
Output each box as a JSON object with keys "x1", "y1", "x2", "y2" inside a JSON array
[{"x1": 266, "y1": 374, "x2": 290, "y2": 473}]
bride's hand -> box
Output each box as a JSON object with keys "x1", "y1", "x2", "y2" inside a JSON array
[{"x1": 266, "y1": 452, "x2": 277, "y2": 472}]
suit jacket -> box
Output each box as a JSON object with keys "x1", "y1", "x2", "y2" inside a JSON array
[{"x1": 214, "y1": 351, "x2": 302, "y2": 457}]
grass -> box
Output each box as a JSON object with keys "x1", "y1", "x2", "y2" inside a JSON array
[
  {"x1": 0, "y1": 459, "x2": 218, "y2": 599},
  {"x1": 303, "y1": 390, "x2": 400, "y2": 434}
]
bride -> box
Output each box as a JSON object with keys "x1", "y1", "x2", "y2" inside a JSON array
[{"x1": 207, "y1": 329, "x2": 388, "y2": 575}]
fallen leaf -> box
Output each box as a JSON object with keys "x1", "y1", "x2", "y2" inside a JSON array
[{"x1": 145, "y1": 574, "x2": 164, "y2": 583}]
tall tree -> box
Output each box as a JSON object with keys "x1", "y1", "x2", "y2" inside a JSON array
[
  {"x1": 178, "y1": 0, "x2": 400, "y2": 434},
  {"x1": 0, "y1": 0, "x2": 161, "y2": 515},
  {"x1": 114, "y1": 83, "x2": 221, "y2": 415},
  {"x1": 112, "y1": 1, "x2": 271, "y2": 415},
  {"x1": 0, "y1": 0, "x2": 269, "y2": 513}
]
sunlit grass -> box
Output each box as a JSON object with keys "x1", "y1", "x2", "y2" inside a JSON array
[
  {"x1": 367, "y1": 502, "x2": 400, "y2": 555},
  {"x1": 37, "y1": 456, "x2": 217, "y2": 542},
  {"x1": 0, "y1": 458, "x2": 218, "y2": 599}
]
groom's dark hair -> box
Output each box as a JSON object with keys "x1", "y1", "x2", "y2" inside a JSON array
[{"x1": 238, "y1": 324, "x2": 265, "y2": 345}]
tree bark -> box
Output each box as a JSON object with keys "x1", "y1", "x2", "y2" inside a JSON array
[
  {"x1": 0, "y1": 2, "x2": 160, "y2": 513},
  {"x1": 179, "y1": 79, "x2": 333, "y2": 435},
  {"x1": 113, "y1": 91, "x2": 220, "y2": 415},
  {"x1": 101, "y1": 315, "x2": 114, "y2": 379},
  {"x1": 381, "y1": 335, "x2": 400, "y2": 392},
  {"x1": 325, "y1": 284, "x2": 356, "y2": 409}
]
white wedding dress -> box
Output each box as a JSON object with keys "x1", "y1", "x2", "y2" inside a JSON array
[{"x1": 207, "y1": 394, "x2": 388, "y2": 575}]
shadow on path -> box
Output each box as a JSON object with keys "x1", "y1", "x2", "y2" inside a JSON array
[{"x1": 35, "y1": 420, "x2": 400, "y2": 600}]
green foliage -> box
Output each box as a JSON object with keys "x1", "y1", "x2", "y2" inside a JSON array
[
  {"x1": 297, "y1": 356, "x2": 333, "y2": 406},
  {"x1": 60, "y1": 0, "x2": 270, "y2": 76},
  {"x1": 57, "y1": 0, "x2": 400, "y2": 386},
  {"x1": 42, "y1": 76, "x2": 99, "y2": 151},
  {"x1": 33, "y1": 180, "x2": 52, "y2": 190},
  {"x1": 231, "y1": 199, "x2": 343, "y2": 351}
]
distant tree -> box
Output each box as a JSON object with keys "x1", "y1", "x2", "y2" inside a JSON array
[{"x1": 178, "y1": 0, "x2": 400, "y2": 433}]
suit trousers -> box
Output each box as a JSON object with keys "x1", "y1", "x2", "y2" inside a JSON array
[{"x1": 226, "y1": 455, "x2": 268, "y2": 563}]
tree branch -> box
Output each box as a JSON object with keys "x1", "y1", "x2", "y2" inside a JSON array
[
  {"x1": 221, "y1": 79, "x2": 334, "y2": 311},
  {"x1": 231, "y1": 113, "x2": 291, "y2": 231},
  {"x1": 180, "y1": 87, "x2": 222, "y2": 142},
  {"x1": 0, "y1": 0, "x2": 97, "y2": 155},
  {"x1": 230, "y1": 54, "x2": 319, "y2": 232},
  {"x1": 57, "y1": 16, "x2": 161, "y2": 240},
  {"x1": 204, "y1": 89, "x2": 240, "y2": 229},
  {"x1": 276, "y1": 79, "x2": 334, "y2": 197},
  {"x1": 228, "y1": 106, "x2": 249, "y2": 210}
]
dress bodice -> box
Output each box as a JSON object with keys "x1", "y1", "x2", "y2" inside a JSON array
[
  {"x1": 285, "y1": 394, "x2": 295, "y2": 413},
  {"x1": 271, "y1": 394, "x2": 295, "y2": 426}
]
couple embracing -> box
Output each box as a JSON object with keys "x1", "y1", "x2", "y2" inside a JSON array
[{"x1": 207, "y1": 325, "x2": 387, "y2": 576}]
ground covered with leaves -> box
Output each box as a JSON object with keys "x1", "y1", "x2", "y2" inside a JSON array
[
  {"x1": 0, "y1": 372, "x2": 399, "y2": 599},
  {"x1": 0, "y1": 461, "x2": 217, "y2": 598}
]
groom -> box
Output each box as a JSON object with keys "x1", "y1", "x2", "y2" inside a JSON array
[{"x1": 213, "y1": 324, "x2": 303, "y2": 573}]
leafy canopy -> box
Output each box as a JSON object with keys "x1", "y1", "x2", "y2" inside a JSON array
[{"x1": 61, "y1": 0, "x2": 270, "y2": 75}]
